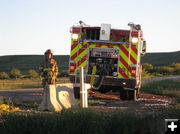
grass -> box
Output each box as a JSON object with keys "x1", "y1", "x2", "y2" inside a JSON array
[
  {"x1": 0, "y1": 78, "x2": 180, "y2": 133},
  {"x1": 0, "y1": 79, "x2": 42, "y2": 89},
  {"x1": 0, "y1": 77, "x2": 70, "y2": 90},
  {"x1": 0, "y1": 108, "x2": 180, "y2": 134},
  {"x1": 141, "y1": 79, "x2": 180, "y2": 102},
  {"x1": 0, "y1": 96, "x2": 39, "y2": 110}
]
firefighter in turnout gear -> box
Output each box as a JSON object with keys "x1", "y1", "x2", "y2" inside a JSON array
[{"x1": 39, "y1": 49, "x2": 58, "y2": 87}]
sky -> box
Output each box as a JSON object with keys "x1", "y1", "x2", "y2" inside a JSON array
[{"x1": 0, "y1": 0, "x2": 180, "y2": 56}]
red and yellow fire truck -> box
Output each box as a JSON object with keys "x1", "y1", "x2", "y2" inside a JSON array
[{"x1": 69, "y1": 21, "x2": 146, "y2": 100}]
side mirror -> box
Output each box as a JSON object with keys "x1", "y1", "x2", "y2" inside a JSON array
[{"x1": 141, "y1": 41, "x2": 146, "y2": 57}]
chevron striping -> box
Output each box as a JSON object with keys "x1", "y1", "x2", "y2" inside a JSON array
[
  {"x1": 120, "y1": 45, "x2": 137, "y2": 64},
  {"x1": 118, "y1": 67, "x2": 128, "y2": 78},
  {"x1": 71, "y1": 42, "x2": 137, "y2": 78},
  {"x1": 70, "y1": 43, "x2": 82, "y2": 57}
]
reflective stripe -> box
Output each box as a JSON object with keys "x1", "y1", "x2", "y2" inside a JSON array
[
  {"x1": 70, "y1": 41, "x2": 138, "y2": 79},
  {"x1": 42, "y1": 76, "x2": 53, "y2": 79},
  {"x1": 74, "y1": 49, "x2": 88, "y2": 63},
  {"x1": 43, "y1": 68, "x2": 54, "y2": 71},
  {"x1": 70, "y1": 43, "x2": 82, "y2": 57},
  {"x1": 79, "y1": 60, "x2": 87, "y2": 67}
]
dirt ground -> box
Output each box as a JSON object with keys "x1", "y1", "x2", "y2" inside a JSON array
[
  {"x1": 0, "y1": 76, "x2": 179, "y2": 113},
  {"x1": 89, "y1": 92, "x2": 175, "y2": 113},
  {"x1": 0, "y1": 88, "x2": 175, "y2": 113}
]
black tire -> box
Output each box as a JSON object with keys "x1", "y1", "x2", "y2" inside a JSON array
[
  {"x1": 98, "y1": 85, "x2": 111, "y2": 93},
  {"x1": 119, "y1": 88, "x2": 127, "y2": 100},
  {"x1": 74, "y1": 87, "x2": 80, "y2": 99},
  {"x1": 128, "y1": 90, "x2": 137, "y2": 101},
  {"x1": 120, "y1": 89, "x2": 137, "y2": 101}
]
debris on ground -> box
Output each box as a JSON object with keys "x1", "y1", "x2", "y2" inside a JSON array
[{"x1": 0, "y1": 104, "x2": 21, "y2": 112}]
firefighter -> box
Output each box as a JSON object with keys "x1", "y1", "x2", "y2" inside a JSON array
[{"x1": 39, "y1": 49, "x2": 58, "y2": 87}]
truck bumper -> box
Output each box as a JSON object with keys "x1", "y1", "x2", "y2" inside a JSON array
[{"x1": 69, "y1": 74, "x2": 136, "y2": 88}]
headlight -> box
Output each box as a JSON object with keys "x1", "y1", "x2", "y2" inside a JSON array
[
  {"x1": 71, "y1": 34, "x2": 79, "y2": 40},
  {"x1": 132, "y1": 37, "x2": 138, "y2": 44}
]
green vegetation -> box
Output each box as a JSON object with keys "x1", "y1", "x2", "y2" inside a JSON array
[
  {"x1": 0, "y1": 70, "x2": 179, "y2": 133},
  {"x1": 10, "y1": 69, "x2": 22, "y2": 79},
  {"x1": 0, "y1": 55, "x2": 69, "y2": 73},
  {"x1": 58, "y1": 70, "x2": 69, "y2": 77},
  {"x1": 0, "y1": 78, "x2": 70, "y2": 90},
  {"x1": 0, "y1": 96, "x2": 39, "y2": 109},
  {"x1": 0, "y1": 72, "x2": 9, "y2": 79},
  {"x1": 172, "y1": 63, "x2": 180, "y2": 74},
  {"x1": 0, "y1": 68, "x2": 69, "y2": 80},
  {"x1": 0, "y1": 79, "x2": 42, "y2": 89},
  {"x1": 28, "y1": 69, "x2": 39, "y2": 78},
  {"x1": 0, "y1": 51, "x2": 179, "y2": 74},
  {"x1": 141, "y1": 79, "x2": 180, "y2": 102},
  {"x1": 141, "y1": 51, "x2": 180, "y2": 66},
  {"x1": 0, "y1": 108, "x2": 180, "y2": 134},
  {"x1": 142, "y1": 63, "x2": 180, "y2": 78}
]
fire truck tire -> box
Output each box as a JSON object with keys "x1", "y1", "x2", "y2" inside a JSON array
[
  {"x1": 128, "y1": 90, "x2": 137, "y2": 101},
  {"x1": 119, "y1": 88, "x2": 127, "y2": 100},
  {"x1": 98, "y1": 85, "x2": 111, "y2": 93},
  {"x1": 120, "y1": 89, "x2": 137, "y2": 101},
  {"x1": 73, "y1": 87, "x2": 80, "y2": 99}
]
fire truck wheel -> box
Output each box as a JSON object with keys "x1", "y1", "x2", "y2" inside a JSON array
[
  {"x1": 119, "y1": 88, "x2": 127, "y2": 100},
  {"x1": 120, "y1": 89, "x2": 137, "y2": 101},
  {"x1": 128, "y1": 90, "x2": 137, "y2": 101},
  {"x1": 98, "y1": 86, "x2": 111, "y2": 93},
  {"x1": 73, "y1": 87, "x2": 80, "y2": 99}
]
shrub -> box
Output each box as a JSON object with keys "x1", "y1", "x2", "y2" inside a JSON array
[
  {"x1": 10, "y1": 69, "x2": 22, "y2": 79},
  {"x1": 58, "y1": 70, "x2": 69, "y2": 77},
  {"x1": 156, "y1": 66, "x2": 174, "y2": 75},
  {"x1": 28, "y1": 69, "x2": 39, "y2": 78},
  {"x1": 172, "y1": 63, "x2": 180, "y2": 74},
  {"x1": 0, "y1": 72, "x2": 9, "y2": 79},
  {"x1": 142, "y1": 63, "x2": 153, "y2": 71},
  {"x1": 141, "y1": 69, "x2": 152, "y2": 78}
]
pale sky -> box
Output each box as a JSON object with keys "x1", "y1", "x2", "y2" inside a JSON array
[{"x1": 0, "y1": 0, "x2": 180, "y2": 56}]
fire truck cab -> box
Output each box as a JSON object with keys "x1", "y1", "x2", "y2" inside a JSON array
[{"x1": 69, "y1": 21, "x2": 146, "y2": 100}]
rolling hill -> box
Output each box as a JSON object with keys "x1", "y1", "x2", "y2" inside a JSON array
[
  {"x1": 0, "y1": 51, "x2": 179, "y2": 73},
  {"x1": 141, "y1": 51, "x2": 180, "y2": 66},
  {"x1": 0, "y1": 55, "x2": 69, "y2": 73}
]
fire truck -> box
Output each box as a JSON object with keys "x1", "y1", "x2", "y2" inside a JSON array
[{"x1": 69, "y1": 21, "x2": 146, "y2": 100}]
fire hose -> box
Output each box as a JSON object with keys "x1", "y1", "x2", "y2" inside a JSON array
[{"x1": 90, "y1": 65, "x2": 108, "y2": 90}]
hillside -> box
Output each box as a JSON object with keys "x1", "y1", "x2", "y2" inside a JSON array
[
  {"x1": 141, "y1": 51, "x2": 180, "y2": 66},
  {"x1": 0, "y1": 55, "x2": 69, "y2": 73},
  {"x1": 0, "y1": 51, "x2": 179, "y2": 73}
]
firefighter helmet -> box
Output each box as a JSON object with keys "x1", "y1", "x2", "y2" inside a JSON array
[{"x1": 45, "y1": 49, "x2": 53, "y2": 55}]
